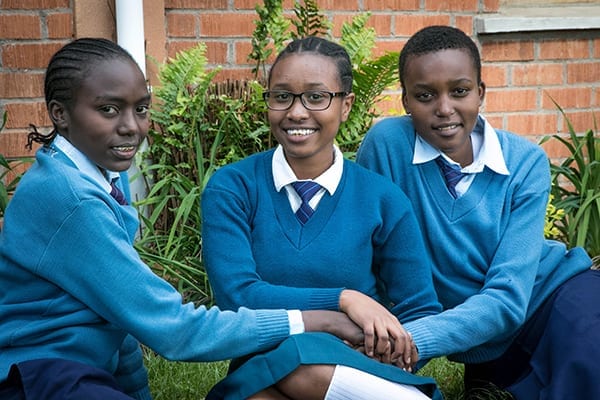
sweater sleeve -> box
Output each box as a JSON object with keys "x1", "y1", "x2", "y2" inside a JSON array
[
  {"x1": 33, "y1": 197, "x2": 291, "y2": 362},
  {"x1": 114, "y1": 335, "x2": 152, "y2": 400}
]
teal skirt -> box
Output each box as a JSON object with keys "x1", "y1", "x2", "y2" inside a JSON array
[{"x1": 206, "y1": 332, "x2": 442, "y2": 399}]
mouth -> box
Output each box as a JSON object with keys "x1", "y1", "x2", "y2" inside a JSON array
[
  {"x1": 111, "y1": 144, "x2": 138, "y2": 159},
  {"x1": 434, "y1": 124, "x2": 461, "y2": 132},
  {"x1": 285, "y1": 128, "x2": 317, "y2": 136}
]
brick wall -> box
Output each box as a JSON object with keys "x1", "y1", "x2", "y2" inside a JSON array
[{"x1": 1, "y1": 0, "x2": 599, "y2": 161}]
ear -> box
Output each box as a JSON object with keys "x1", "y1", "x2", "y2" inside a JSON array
[
  {"x1": 48, "y1": 100, "x2": 69, "y2": 131},
  {"x1": 478, "y1": 81, "x2": 486, "y2": 107},
  {"x1": 340, "y1": 92, "x2": 355, "y2": 122},
  {"x1": 401, "y1": 92, "x2": 410, "y2": 114}
]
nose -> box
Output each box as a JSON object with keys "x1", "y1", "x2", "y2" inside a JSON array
[
  {"x1": 435, "y1": 95, "x2": 455, "y2": 117},
  {"x1": 285, "y1": 96, "x2": 309, "y2": 120},
  {"x1": 117, "y1": 110, "x2": 140, "y2": 135}
]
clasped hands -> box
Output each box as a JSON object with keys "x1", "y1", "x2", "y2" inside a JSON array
[{"x1": 339, "y1": 289, "x2": 418, "y2": 371}]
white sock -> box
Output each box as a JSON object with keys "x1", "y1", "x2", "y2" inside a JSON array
[{"x1": 324, "y1": 365, "x2": 431, "y2": 400}]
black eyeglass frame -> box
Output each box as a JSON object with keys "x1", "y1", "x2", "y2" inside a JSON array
[{"x1": 262, "y1": 90, "x2": 349, "y2": 111}]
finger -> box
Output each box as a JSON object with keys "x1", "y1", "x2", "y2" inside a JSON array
[{"x1": 363, "y1": 327, "x2": 375, "y2": 357}]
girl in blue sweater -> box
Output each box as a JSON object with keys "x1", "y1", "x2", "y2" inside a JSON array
[
  {"x1": 202, "y1": 37, "x2": 444, "y2": 399},
  {"x1": 357, "y1": 25, "x2": 597, "y2": 399},
  {"x1": 0, "y1": 38, "x2": 365, "y2": 400}
]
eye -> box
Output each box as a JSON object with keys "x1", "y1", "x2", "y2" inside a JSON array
[
  {"x1": 99, "y1": 105, "x2": 119, "y2": 115},
  {"x1": 304, "y1": 91, "x2": 327, "y2": 104},
  {"x1": 136, "y1": 104, "x2": 149, "y2": 115},
  {"x1": 415, "y1": 92, "x2": 433, "y2": 102},
  {"x1": 272, "y1": 91, "x2": 292, "y2": 103},
  {"x1": 453, "y1": 87, "x2": 470, "y2": 97}
]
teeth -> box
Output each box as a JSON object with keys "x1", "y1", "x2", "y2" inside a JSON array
[
  {"x1": 286, "y1": 129, "x2": 316, "y2": 136},
  {"x1": 437, "y1": 125, "x2": 457, "y2": 131},
  {"x1": 114, "y1": 146, "x2": 135, "y2": 151}
]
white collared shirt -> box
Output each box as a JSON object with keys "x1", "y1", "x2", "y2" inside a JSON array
[
  {"x1": 272, "y1": 144, "x2": 343, "y2": 212},
  {"x1": 53, "y1": 134, "x2": 120, "y2": 192},
  {"x1": 412, "y1": 116, "x2": 509, "y2": 197}
]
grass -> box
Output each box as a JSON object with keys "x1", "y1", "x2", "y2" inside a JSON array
[
  {"x1": 145, "y1": 352, "x2": 514, "y2": 399},
  {"x1": 145, "y1": 351, "x2": 469, "y2": 399}
]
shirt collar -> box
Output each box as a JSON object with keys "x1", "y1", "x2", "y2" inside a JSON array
[
  {"x1": 52, "y1": 134, "x2": 119, "y2": 192},
  {"x1": 273, "y1": 144, "x2": 343, "y2": 195},
  {"x1": 413, "y1": 115, "x2": 509, "y2": 175}
]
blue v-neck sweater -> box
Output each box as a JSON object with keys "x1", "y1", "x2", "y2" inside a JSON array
[
  {"x1": 357, "y1": 115, "x2": 592, "y2": 363},
  {"x1": 0, "y1": 145, "x2": 293, "y2": 398},
  {"x1": 202, "y1": 149, "x2": 454, "y2": 357}
]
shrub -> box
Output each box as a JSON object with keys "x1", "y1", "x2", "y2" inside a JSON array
[{"x1": 541, "y1": 102, "x2": 600, "y2": 260}]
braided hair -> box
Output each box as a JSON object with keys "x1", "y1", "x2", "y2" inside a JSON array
[
  {"x1": 268, "y1": 36, "x2": 353, "y2": 93},
  {"x1": 27, "y1": 38, "x2": 137, "y2": 149},
  {"x1": 398, "y1": 26, "x2": 482, "y2": 90}
]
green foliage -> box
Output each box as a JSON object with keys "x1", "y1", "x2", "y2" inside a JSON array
[
  {"x1": 248, "y1": 2, "x2": 400, "y2": 158},
  {"x1": 290, "y1": 0, "x2": 331, "y2": 39},
  {"x1": 541, "y1": 102, "x2": 600, "y2": 258},
  {"x1": 544, "y1": 195, "x2": 564, "y2": 239},
  {"x1": 135, "y1": 43, "x2": 272, "y2": 305},
  {"x1": 144, "y1": 349, "x2": 229, "y2": 399}
]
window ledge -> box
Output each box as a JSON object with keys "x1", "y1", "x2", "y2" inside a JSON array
[{"x1": 475, "y1": 6, "x2": 600, "y2": 34}]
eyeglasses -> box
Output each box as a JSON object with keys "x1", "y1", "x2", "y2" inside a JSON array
[{"x1": 262, "y1": 90, "x2": 348, "y2": 111}]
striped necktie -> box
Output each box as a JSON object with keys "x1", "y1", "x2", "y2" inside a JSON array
[
  {"x1": 292, "y1": 181, "x2": 322, "y2": 224},
  {"x1": 435, "y1": 157, "x2": 466, "y2": 198},
  {"x1": 110, "y1": 181, "x2": 128, "y2": 205}
]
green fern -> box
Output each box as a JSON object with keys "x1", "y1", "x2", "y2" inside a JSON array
[{"x1": 291, "y1": 0, "x2": 331, "y2": 38}]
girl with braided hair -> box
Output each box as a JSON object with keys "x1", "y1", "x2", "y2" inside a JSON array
[{"x1": 0, "y1": 38, "x2": 366, "y2": 400}]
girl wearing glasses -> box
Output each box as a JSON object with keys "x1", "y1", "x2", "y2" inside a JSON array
[{"x1": 202, "y1": 36, "x2": 446, "y2": 400}]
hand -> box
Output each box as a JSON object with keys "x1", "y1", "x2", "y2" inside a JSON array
[
  {"x1": 301, "y1": 310, "x2": 364, "y2": 346},
  {"x1": 339, "y1": 289, "x2": 414, "y2": 368}
]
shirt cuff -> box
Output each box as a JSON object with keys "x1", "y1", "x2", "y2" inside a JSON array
[{"x1": 287, "y1": 309, "x2": 305, "y2": 335}]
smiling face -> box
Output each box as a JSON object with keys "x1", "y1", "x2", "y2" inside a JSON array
[
  {"x1": 402, "y1": 48, "x2": 485, "y2": 166},
  {"x1": 267, "y1": 53, "x2": 354, "y2": 179},
  {"x1": 50, "y1": 58, "x2": 151, "y2": 172}
]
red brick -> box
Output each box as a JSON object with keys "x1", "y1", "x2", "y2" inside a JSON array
[
  {"x1": 166, "y1": 40, "x2": 202, "y2": 60},
  {"x1": 425, "y1": 0, "x2": 478, "y2": 12},
  {"x1": 455, "y1": 16, "x2": 474, "y2": 36},
  {"x1": 1, "y1": 0, "x2": 69, "y2": 9},
  {"x1": 505, "y1": 113, "x2": 558, "y2": 137},
  {"x1": 199, "y1": 13, "x2": 256, "y2": 37},
  {"x1": 395, "y1": 15, "x2": 451, "y2": 36},
  {"x1": 2, "y1": 43, "x2": 65, "y2": 69},
  {"x1": 482, "y1": 65, "x2": 507, "y2": 87},
  {"x1": 363, "y1": 0, "x2": 420, "y2": 11},
  {"x1": 47, "y1": 12, "x2": 73, "y2": 39},
  {"x1": 0, "y1": 15, "x2": 41, "y2": 39},
  {"x1": 205, "y1": 41, "x2": 229, "y2": 64},
  {"x1": 0, "y1": 131, "x2": 38, "y2": 158},
  {"x1": 164, "y1": 0, "x2": 227, "y2": 9},
  {"x1": 567, "y1": 62, "x2": 600, "y2": 84},
  {"x1": 558, "y1": 111, "x2": 597, "y2": 135},
  {"x1": 539, "y1": 39, "x2": 590, "y2": 60},
  {"x1": 541, "y1": 88, "x2": 592, "y2": 110},
  {"x1": 235, "y1": 41, "x2": 257, "y2": 65},
  {"x1": 4, "y1": 102, "x2": 50, "y2": 130},
  {"x1": 483, "y1": 0, "x2": 500, "y2": 12},
  {"x1": 512, "y1": 64, "x2": 564, "y2": 86},
  {"x1": 481, "y1": 41, "x2": 534, "y2": 62},
  {"x1": 539, "y1": 134, "x2": 575, "y2": 160},
  {"x1": 0, "y1": 73, "x2": 45, "y2": 98},
  {"x1": 373, "y1": 40, "x2": 404, "y2": 57},
  {"x1": 167, "y1": 13, "x2": 197, "y2": 38},
  {"x1": 594, "y1": 38, "x2": 600, "y2": 58},
  {"x1": 483, "y1": 89, "x2": 537, "y2": 112},
  {"x1": 316, "y1": 0, "x2": 359, "y2": 11},
  {"x1": 483, "y1": 115, "x2": 504, "y2": 131},
  {"x1": 332, "y1": 13, "x2": 392, "y2": 37},
  {"x1": 212, "y1": 67, "x2": 255, "y2": 82}
]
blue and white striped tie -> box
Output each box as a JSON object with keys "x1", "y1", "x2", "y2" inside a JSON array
[{"x1": 292, "y1": 181, "x2": 321, "y2": 224}]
